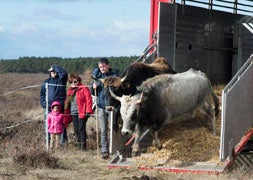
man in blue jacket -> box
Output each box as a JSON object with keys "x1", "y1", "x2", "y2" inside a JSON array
[
  {"x1": 91, "y1": 58, "x2": 119, "y2": 159},
  {"x1": 40, "y1": 64, "x2": 68, "y2": 145}
]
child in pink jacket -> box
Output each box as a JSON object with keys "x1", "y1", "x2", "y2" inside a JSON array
[{"x1": 48, "y1": 101, "x2": 65, "y2": 149}]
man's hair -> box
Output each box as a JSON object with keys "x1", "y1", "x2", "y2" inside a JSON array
[{"x1": 98, "y1": 58, "x2": 109, "y2": 65}]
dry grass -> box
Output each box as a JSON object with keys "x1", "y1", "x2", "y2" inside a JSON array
[
  {"x1": 0, "y1": 73, "x2": 252, "y2": 180},
  {"x1": 13, "y1": 148, "x2": 59, "y2": 169}
]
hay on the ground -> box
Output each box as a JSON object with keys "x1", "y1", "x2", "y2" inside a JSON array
[{"x1": 134, "y1": 85, "x2": 224, "y2": 167}]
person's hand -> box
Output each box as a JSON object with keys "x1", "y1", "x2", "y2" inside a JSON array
[
  {"x1": 93, "y1": 83, "x2": 97, "y2": 89},
  {"x1": 106, "y1": 106, "x2": 114, "y2": 111}
]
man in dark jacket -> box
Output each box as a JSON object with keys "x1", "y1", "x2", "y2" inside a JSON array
[
  {"x1": 91, "y1": 58, "x2": 119, "y2": 159},
  {"x1": 40, "y1": 64, "x2": 68, "y2": 145}
]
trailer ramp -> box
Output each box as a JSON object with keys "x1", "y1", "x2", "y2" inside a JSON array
[
  {"x1": 108, "y1": 152, "x2": 228, "y2": 174},
  {"x1": 108, "y1": 127, "x2": 229, "y2": 174}
]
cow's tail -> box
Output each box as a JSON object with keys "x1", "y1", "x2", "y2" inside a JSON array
[{"x1": 211, "y1": 90, "x2": 220, "y2": 116}]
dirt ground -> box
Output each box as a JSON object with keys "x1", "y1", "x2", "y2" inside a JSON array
[
  {"x1": 0, "y1": 73, "x2": 252, "y2": 180},
  {"x1": 0, "y1": 150, "x2": 236, "y2": 180},
  {"x1": 1, "y1": 116, "x2": 233, "y2": 180}
]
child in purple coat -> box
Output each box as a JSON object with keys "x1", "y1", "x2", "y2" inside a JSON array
[{"x1": 48, "y1": 101, "x2": 65, "y2": 149}]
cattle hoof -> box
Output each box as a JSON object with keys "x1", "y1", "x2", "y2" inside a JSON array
[
  {"x1": 152, "y1": 140, "x2": 162, "y2": 150},
  {"x1": 152, "y1": 140, "x2": 156, "y2": 146},
  {"x1": 157, "y1": 144, "x2": 162, "y2": 150}
]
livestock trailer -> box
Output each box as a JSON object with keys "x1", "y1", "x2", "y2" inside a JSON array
[{"x1": 108, "y1": 0, "x2": 253, "y2": 174}]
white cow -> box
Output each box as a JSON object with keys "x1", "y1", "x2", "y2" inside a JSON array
[{"x1": 110, "y1": 69, "x2": 219, "y2": 156}]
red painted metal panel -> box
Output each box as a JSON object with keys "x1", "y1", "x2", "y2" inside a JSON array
[
  {"x1": 149, "y1": 0, "x2": 171, "y2": 45},
  {"x1": 139, "y1": 166, "x2": 225, "y2": 175},
  {"x1": 234, "y1": 130, "x2": 253, "y2": 154},
  {"x1": 108, "y1": 161, "x2": 230, "y2": 175}
]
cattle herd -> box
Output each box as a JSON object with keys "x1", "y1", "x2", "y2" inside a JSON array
[{"x1": 93, "y1": 57, "x2": 219, "y2": 156}]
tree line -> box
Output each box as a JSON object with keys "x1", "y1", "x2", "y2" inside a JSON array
[{"x1": 0, "y1": 56, "x2": 138, "y2": 74}]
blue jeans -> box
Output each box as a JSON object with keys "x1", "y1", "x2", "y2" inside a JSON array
[{"x1": 98, "y1": 107, "x2": 109, "y2": 153}]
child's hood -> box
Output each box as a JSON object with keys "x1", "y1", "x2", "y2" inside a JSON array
[{"x1": 51, "y1": 101, "x2": 61, "y2": 111}]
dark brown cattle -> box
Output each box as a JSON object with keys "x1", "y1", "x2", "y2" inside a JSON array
[
  {"x1": 91, "y1": 57, "x2": 176, "y2": 134},
  {"x1": 103, "y1": 57, "x2": 176, "y2": 96},
  {"x1": 92, "y1": 57, "x2": 176, "y2": 112}
]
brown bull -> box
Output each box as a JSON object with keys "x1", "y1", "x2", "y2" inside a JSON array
[{"x1": 102, "y1": 57, "x2": 176, "y2": 96}]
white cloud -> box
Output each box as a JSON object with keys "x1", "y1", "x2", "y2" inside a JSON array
[
  {"x1": 104, "y1": 19, "x2": 149, "y2": 43},
  {"x1": 11, "y1": 22, "x2": 38, "y2": 34},
  {"x1": 109, "y1": 19, "x2": 148, "y2": 31},
  {"x1": 0, "y1": 0, "x2": 150, "y2": 59},
  {"x1": 0, "y1": 25, "x2": 5, "y2": 32},
  {"x1": 29, "y1": 7, "x2": 80, "y2": 23}
]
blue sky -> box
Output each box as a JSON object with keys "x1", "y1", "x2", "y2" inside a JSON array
[{"x1": 0, "y1": 0, "x2": 150, "y2": 59}]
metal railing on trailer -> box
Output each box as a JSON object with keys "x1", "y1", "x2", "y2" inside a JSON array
[
  {"x1": 135, "y1": 31, "x2": 158, "y2": 63},
  {"x1": 175, "y1": 0, "x2": 253, "y2": 15}
]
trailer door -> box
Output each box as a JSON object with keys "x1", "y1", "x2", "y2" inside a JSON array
[{"x1": 232, "y1": 23, "x2": 253, "y2": 76}]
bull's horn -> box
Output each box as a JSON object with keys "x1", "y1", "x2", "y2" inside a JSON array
[
  {"x1": 137, "y1": 90, "x2": 145, "y2": 104},
  {"x1": 121, "y1": 70, "x2": 129, "y2": 82},
  {"x1": 91, "y1": 76, "x2": 105, "y2": 84},
  {"x1": 109, "y1": 86, "x2": 121, "y2": 101}
]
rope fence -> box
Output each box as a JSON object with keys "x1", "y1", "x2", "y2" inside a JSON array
[
  {"x1": 0, "y1": 81, "x2": 121, "y2": 156},
  {"x1": 0, "y1": 83, "x2": 95, "y2": 131},
  {"x1": 0, "y1": 84, "x2": 42, "y2": 96},
  {"x1": 0, "y1": 115, "x2": 43, "y2": 131},
  {"x1": 0, "y1": 84, "x2": 44, "y2": 131}
]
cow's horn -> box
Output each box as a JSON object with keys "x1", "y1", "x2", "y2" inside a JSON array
[
  {"x1": 137, "y1": 90, "x2": 145, "y2": 104},
  {"x1": 109, "y1": 86, "x2": 121, "y2": 101},
  {"x1": 121, "y1": 70, "x2": 129, "y2": 82},
  {"x1": 91, "y1": 76, "x2": 105, "y2": 84}
]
